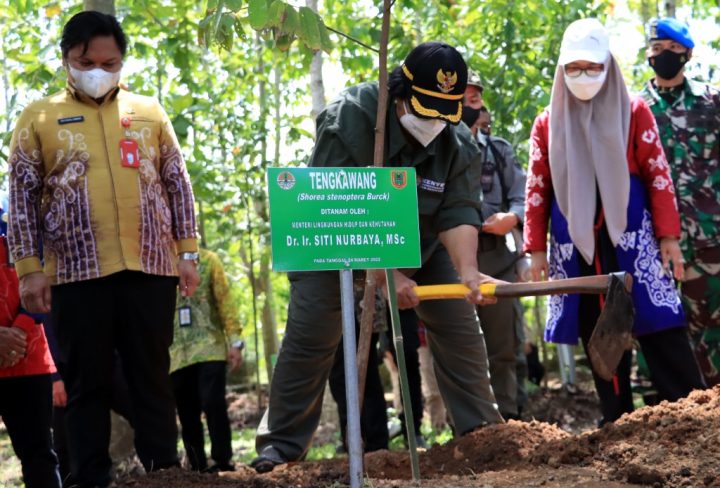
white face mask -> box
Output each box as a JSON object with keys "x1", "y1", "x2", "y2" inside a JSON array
[
  {"x1": 68, "y1": 65, "x2": 121, "y2": 99},
  {"x1": 563, "y1": 70, "x2": 607, "y2": 101},
  {"x1": 476, "y1": 130, "x2": 488, "y2": 146},
  {"x1": 399, "y1": 102, "x2": 447, "y2": 147}
]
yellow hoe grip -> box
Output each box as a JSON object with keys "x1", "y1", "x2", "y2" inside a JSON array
[{"x1": 413, "y1": 283, "x2": 497, "y2": 301}]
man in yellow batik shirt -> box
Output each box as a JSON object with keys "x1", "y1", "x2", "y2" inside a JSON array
[
  {"x1": 8, "y1": 11, "x2": 199, "y2": 488},
  {"x1": 170, "y1": 248, "x2": 243, "y2": 473}
]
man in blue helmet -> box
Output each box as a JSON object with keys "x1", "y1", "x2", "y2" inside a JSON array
[{"x1": 641, "y1": 18, "x2": 720, "y2": 386}]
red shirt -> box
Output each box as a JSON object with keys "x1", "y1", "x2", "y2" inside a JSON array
[
  {"x1": 0, "y1": 236, "x2": 55, "y2": 378},
  {"x1": 524, "y1": 97, "x2": 681, "y2": 253}
]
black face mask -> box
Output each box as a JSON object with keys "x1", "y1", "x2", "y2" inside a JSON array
[
  {"x1": 648, "y1": 49, "x2": 689, "y2": 80},
  {"x1": 461, "y1": 105, "x2": 482, "y2": 127}
]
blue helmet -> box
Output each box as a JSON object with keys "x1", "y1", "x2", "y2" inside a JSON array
[{"x1": 648, "y1": 17, "x2": 694, "y2": 49}]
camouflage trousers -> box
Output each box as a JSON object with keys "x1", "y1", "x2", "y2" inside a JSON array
[{"x1": 682, "y1": 246, "x2": 720, "y2": 386}]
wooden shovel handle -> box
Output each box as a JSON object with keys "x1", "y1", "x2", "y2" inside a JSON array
[{"x1": 414, "y1": 273, "x2": 632, "y2": 300}]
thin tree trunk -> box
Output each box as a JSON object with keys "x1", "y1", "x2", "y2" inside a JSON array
[
  {"x1": 356, "y1": 0, "x2": 392, "y2": 410},
  {"x1": 664, "y1": 0, "x2": 676, "y2": 17},
  {"x1": 274, "y1": 65, "x2": 282, "y2": 165},
  {"x1": 256, "y1": 32, "x2": 280, "y2": 382},
  {"x1": 83, "y1": 0, "x2": 115, "y2": 15},
  {"x1": 307, "y1": 0, "x2": 326, "y2": 119},
  {"x1": 260, "y1": 251, "x2": 279, "y2": 381}
]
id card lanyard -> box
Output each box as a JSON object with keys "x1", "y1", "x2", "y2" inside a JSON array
[
  {"x1": 119, "y1": 117, "x2": 140, "y2": 168},
  {"x1": 178, "y1": 297, "x2": 193, "y2": 327}
]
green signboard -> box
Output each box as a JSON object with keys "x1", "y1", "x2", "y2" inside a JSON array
[{"x1": 268, "y1": 167, "x2": 421, "y2": 271}]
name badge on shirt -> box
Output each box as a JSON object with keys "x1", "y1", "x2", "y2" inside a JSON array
[
  {"x1": 58, "y1": 116, "x2": 84, "y2": 125},
  {"x1": 418, "y1": 177, "x2": 445, "y2": 193},
  {"x1": 178, "y1": 304, "x2": 192, "y2": 327},
  {"x1": 120, "y1": 139, "x2": 140, "y2": 168}
]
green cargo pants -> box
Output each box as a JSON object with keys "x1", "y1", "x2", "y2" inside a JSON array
[
  {"x1": 476, "y1": 234, "x2": 520, "y2": 418},
  {"x1": 256, "y1": 245, "x2": 502, "y2": 461}
]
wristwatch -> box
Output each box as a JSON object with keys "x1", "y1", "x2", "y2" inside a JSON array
[
  {"x1": 178, "y1": 251, "x2": 199, "y2": 263},
  {"x1": 232, "y1": 339, "x2": 245, "y2": 351}
]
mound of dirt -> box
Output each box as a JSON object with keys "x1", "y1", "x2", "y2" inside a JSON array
[
  {"x1": 532, "y1": 388, "x2": 720, "y2": 486},
  {"x1": 362, "y1": 420, "x2": 570, "y2": 479},
  {"x1": 115, "y1": 386, "x2": 720, "y2": 487}
]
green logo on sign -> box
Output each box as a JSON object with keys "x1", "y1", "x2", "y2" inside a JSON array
[
  {"x1": 276, "y1": 171, "x2": 296, "y2": 190},
  {"x1": 268, "y1": 167, "x2": 421, "y2": 271}
]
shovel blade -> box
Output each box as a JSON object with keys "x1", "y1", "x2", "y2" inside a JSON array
[{"x1": 587, "y1": 273, "x2": 635, "y2": 382}]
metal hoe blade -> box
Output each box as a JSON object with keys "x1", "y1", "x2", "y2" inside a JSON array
[{"x1": 587, "y1": 272, "x2": 635, "y2": 382}]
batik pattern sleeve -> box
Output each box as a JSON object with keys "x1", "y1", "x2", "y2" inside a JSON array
[
  {"x1": 523, "y1": 112, "x2": 552, "y2": 253},
  {"x1": 632, "y1": 98, "x2": 682, "y2": 239},
  {"x1": 208, "y1": 252, "x2": 242, "y2": 342},
  {"x1": 158, "y1": 105, "x2": 197, "y2": 253},
  {"x1": 8, "y1": 107, "x2": 45, "y2": 277}
]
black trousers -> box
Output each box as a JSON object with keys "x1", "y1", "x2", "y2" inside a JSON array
[
  {"x1": 51, "y1": 271, "x2": 179, "y2": 488},
  {"x1": 53, "y1": 352, "x2": 135, "y2": 484},
  {"x1": 171, "y1": 361, "x2": 233, "y2": 470},
  {"x1": 579, "y1": 224, "x2": 705, "y2": 424},
  {"x1": 329, "y1": 331, "x2": 389, "y2": 452},
  {"x1": 0, "y1": 374, "x2": 61, "y2": 488}
]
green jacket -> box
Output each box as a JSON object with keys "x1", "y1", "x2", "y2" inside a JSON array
[
  {"x1": 641, "y1": 78, "x2": 720, "y2": 258},
  {"x1": 170, "y1": 249, "x2": 242, "y2": 373},
  {"x1": 310, "y1": 82, "x2": 482, "y2": 258}
]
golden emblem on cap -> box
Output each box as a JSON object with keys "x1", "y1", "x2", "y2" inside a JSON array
[{"x1": 436, "y1": 70, "x2": 458, "y2": 94}]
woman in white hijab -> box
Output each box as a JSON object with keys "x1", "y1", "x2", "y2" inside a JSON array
[{"x1": 523, "y1": 18, "x2": 705, "y2": 425}]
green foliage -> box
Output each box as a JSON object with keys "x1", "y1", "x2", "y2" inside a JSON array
[
  {"x1": 306, "y1": 442, "x2": 340, "y2": 461},
  {"x1": 199, "y1": 0, "x2": 334, "y2": 54}
]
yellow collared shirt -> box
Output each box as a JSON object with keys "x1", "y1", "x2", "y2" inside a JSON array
[{"x1": 8, "y1": 85, "x2": 197, "y2": 284}]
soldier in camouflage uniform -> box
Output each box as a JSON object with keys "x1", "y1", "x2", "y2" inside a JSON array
[{"x1": 642, "y1": 18, "x2": 720, "y2": 385}]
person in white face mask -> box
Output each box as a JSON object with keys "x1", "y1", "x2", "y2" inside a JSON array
[
  {"x1": 253, "y1": 42, "x2": 505, "y2": 473},
  {"x1": 62, "y1": 18, "x2": 123, "y2": 101},
  {"x1": 8, "y1": 11, "x2": 200, "y2": 487},
  {"x1": 523, "y1": 18, "x2": 705, "y2": 426}
]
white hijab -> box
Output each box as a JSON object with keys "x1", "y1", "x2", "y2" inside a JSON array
[{"x1": 548, "y1": 55, "x2": 631, "y2": 265}]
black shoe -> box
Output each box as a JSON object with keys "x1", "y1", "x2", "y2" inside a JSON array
[{"x1": 251, "y1": 446, "x2": 287, "y2": 473}]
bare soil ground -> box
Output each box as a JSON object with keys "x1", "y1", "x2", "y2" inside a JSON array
[{"x1": 113, "y1": 384, "x2": 720, "y2": 487}]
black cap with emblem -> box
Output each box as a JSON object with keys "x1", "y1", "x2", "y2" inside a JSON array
[{"x1": 401, "y1": 42, "x2": 468, "y2": 125}]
